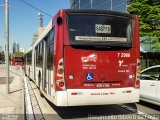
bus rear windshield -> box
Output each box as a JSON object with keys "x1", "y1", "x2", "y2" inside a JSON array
[
  {"x1": 15, "y1": 57, "x2": 23, "y2": 62},
  {"x1": 67, "y1": 13, "x2": 133, "y2": 47}
]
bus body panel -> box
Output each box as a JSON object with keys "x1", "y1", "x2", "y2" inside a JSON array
[
  {"x1": 12, "y1": 56, "x2": 24, "y2": 66},
  {"x1": 67, "y1": 88, "x2": 139, "y2": 106},
  {"x1": 53, "y1": 10, "x2": 66, "y2": 91},
  {"x1": 64, "y1": 46, "x2": 137, "y2": 89},
  {"x1": 54, "y1": 88, "x2": 139, "y2": 106}
]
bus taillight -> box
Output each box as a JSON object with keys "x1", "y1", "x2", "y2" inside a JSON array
[
  {"x1": 58, "y1": 68, "x2": 64, "y2": 74},
  {"x1": 56, "y1": 58, "x2": 66, "y2": 90},
  {"x1": 59, "y1": 61, "x2": 63, "y2": 66},
  {"x1": 135, "y1": 59, "x2": 140, "y2": 89},
  {"x1": 135, "y1": 80, "x2": 140, "y2": 85},
  {"x1": 59, "y1": 81, "x2": 64, "y2": 87}
]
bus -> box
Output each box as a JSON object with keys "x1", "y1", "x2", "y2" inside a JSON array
[
  {"x1": 25, "y1": 9, "x2": 140, "y2": 106},
  {"x1": 12, "y1": 56, "x2": 24, "y2": 66}
]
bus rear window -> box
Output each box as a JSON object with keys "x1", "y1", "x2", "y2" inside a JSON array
[
  {"x1": 15, "y1": 57, "x2": 23, "y2": 62},
  {"x1": 67, "y1": 14, "x2": 133, "y2": 47}
]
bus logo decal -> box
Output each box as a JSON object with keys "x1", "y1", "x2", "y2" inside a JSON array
[
  {"x1": 86, "y1": 73, "x2": 94, "y2": 81},
  {"x1": 81, "y1": 53, "x2": 97, "y2": 64},
  {"x1": 118, "y1": 60, "x2": 124, "y2": 67}
]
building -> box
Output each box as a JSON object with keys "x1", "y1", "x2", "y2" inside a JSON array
[
  {"x1": 70, "y1": 0, "x2": 128, "y2": 13},
  {"x1": 12, "y1": 41, "x2": 19, "y2": 54},
  {"x1": 32, "y1": 12, "x2": 45, "y2": 46},
  {"x1": 19, "y1": 48, "x2": 25, "y2": 53},
  {"x1": 12, "y1": 42, "x2": 16, "y2": 54}
]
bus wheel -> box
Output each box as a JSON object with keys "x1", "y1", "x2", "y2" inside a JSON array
[
  {"x1": 38, "y1": 72, "x2": 41, "y2": 89},
  {"x1": 28, "y1": 68, "x2": 31, "y2": 81},
  {"x1": 125, "y1": 103, "x2": 137, "y2": 110},
  {"x1": 40, "y1": 90, "x2": 44, "y2": 97},
  {"x1": 28, "y1": 68, "x2": 30, "y2": 77},
  {"x1": 38, "y1": 72, "x2": 44, "y2": 97}
]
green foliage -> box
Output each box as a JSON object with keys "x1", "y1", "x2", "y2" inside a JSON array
[
  {"x1": 15, "y1": 52, "x2": 24, "y2": 56},
  {"x1": 141, "y1": 59, "x2": 160, "y2": 70},
  {"x1": 128, "y1": 0, "x2": 160, "y2": 51},
  {"x1": 0, "y1": 51, "x2": 5, "y2": 61}
]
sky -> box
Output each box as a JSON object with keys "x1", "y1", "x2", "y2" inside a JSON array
[{"x1": 0, "y1": 0, "x2": 70, "y2": 51}]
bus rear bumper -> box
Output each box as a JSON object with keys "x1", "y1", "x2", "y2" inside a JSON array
[{"x1": 56, "y1": 88, "x2": 140, "y2": 106}]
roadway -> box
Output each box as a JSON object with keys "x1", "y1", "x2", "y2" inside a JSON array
[{"x1": 0, "y1": 64, "x2": 5, "y2": 69}]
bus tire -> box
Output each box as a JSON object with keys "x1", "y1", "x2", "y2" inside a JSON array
[
  {"x1": 125, "y1": 103, "x2": 137, "y2": 110},
  {"x1": 40, "y1": 90, "x2": 44, "y2": 97},
  {"x1": 38, "y1": 72, "x2": 44, "y2": 97},
  {"x1": 28, "y1": 68, "x2": 30, "y2": 77},
  {"x1": 38, "y1": 72, "x2": 41, "y2": 89}
]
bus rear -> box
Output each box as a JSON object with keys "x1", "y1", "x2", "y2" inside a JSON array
[
  {"x1": 55, "y1": 10, "x2": 140, "y2": 106},
  {"x1": 12, "y1": 56, "x2": 24, "y2": 66}
]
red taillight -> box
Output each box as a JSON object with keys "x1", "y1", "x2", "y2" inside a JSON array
[
  {"x1": 136, "y1": 68, "x2": 141, "y2": 73},
  {"x1": 58, "y1": 68, "x2": 64, "y2": 74},
  {"x1": 59, "y1": 62, "x2": 63, "y2": 66},
  {"x1": 59, "y1": 81, "x2": 64, "y2": 87},
  {"x1": 135, "y1": 59, "x2": 140, "y2": 89},
  {"x1": 56, "y1": 76, "x2": 63, "y2": 80},
  {"x1": 135, "y1": 80, "x2": 140, "y2": 88},
  {"x1": 137, "y1": 62, "x2": 140, "y2": 66},
  {"x1": 136, "y1": 80, "x2": 140, "y2": 85},
  {"x1": 56, "y1": 58, "x2": 66, "y2": 91}
]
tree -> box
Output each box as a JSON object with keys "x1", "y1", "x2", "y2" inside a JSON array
[
  {"x1": 14, "y1": 51, "x2": 24, "y2": 56},
  {"x1": 0, "y1": 51, "x2": 5, "y2": 61},
  {"x1": 128, "y1": 0, "x2": 160, "y2": 50}
]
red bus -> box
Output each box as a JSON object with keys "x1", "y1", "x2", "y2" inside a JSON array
[
  {"x1": 25, "y1": 9, "x2": 140, "y2": 106},
  {"x1": 12, "y1": 56, "x2": 24, "y2": 66}
]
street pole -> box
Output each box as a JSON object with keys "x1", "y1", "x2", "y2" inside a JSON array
[{"x1": 5, "y1": 0, "x2": 9, "y2": 94}]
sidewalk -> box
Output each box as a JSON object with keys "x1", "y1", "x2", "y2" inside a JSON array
[{"x1": 0, "y1": 66, "x2": 24, "y2": 119}]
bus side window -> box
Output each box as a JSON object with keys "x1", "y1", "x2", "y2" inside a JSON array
[{"x1": 47, "y1": 29, "x2": 54, "y2": 70}]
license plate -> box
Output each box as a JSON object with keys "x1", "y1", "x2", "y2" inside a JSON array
[
  {"x1": 96, "y1": 83, "x2": 110, "y2": 88},
  {"x1": 95, "y1": 24, "x2": 111, "y2": 34}
]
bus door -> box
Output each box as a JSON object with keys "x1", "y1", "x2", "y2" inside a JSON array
[{"x1": 45, "y1": 30, "x2": 54, "y2": 95}]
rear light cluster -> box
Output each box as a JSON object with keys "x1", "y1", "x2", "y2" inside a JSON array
[
  {"x1": 135, "y1": 59, "x2": 140, "y2": 88},
  {"x1": 56, "y1": 58, "x2": 66, "y2": 90}
]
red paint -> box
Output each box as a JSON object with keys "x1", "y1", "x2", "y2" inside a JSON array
[
  {"x1": 59, "y1": 81, "x2": 64, "y2": 87},
  {"x1": 52, "y1": 10, "x2": 140, "y2": 90}
]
